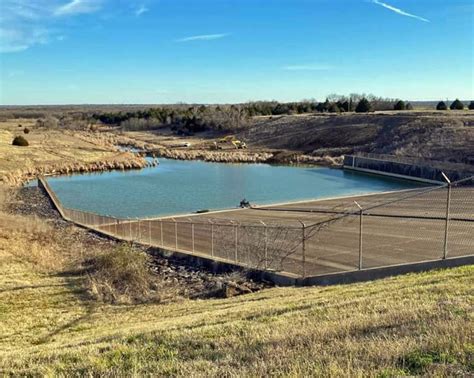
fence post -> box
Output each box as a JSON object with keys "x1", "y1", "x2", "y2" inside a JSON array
[
  {"x1": 161, "y1": 221, "x2": 164, "y2": 247},
  {"x1": 234, "y1": 223, "x2": 238, "y2": 262},
  {"x1": 354, "y1": 201, "x2": 363, "y2": 270},
  {"x1": 442, "y1": 173, "x2": 451, "y2": 260},
  {"x1": 260, "y1": 221, "x2": 268, "y2": 270},
  {"x1": 137, "y1": 218, "x2": 141, "y2": 242},
  {"x1": 359, "y1": 210, "x2": 363, "y2": 270},
  {"x1": 443, "y1": 183, "x2": 451, "y2": 259},
  {"x1": 192, "y1": 222, "x2": 195, "y2": 253},
  {"x1": 174, "y1": 220, "x2": 178, "y2": 250},
  {"x1": 264, "y1": 224, "x2": 268, "y2": 270},
  {"x1": 129, "y1": 219, "x2": 132, "y2": 241},
  {"x1": 148, "y1": 220, "x2": 152, "y2": 245},
  {"x1": 210, "y1": 221, "x2": 215, "y2": 257},
  {"x1": 115, "y1": 219, "x2": 118, "y2": 237},
  {"x1": 301, "y1": 222, "x2": 306, "y2": 279}
]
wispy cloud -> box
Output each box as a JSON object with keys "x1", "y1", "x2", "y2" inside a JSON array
[
  {"x1": 135, "y1": 4, "x2": 148, "y2": 16},
  {"x1": 176, "y1": 33, "x2": 229, "y2": 42},
  {"x1": 54, "y1": 0, "x2": 102, "y2": 16},
  {"x1": 1, "y1": 0, "x2": 102, "y2": 53},
  {"x1": 283, "y1": 64, "x2": 332, "y2": 71},
  {"x1": 372, "y1": 0, "x2": 430, "y2": 23},
  {"x1": 0, "y1": 26, "x2": 50, "y2": 53}
]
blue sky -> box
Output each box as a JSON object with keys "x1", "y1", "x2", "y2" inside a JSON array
[{"x1": 0, "y1": 0, "x2": 473, "y2": 105}]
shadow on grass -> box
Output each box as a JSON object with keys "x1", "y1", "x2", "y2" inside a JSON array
[{"x1": 32, "y1": 273, "x2": 97, "y2": 345}]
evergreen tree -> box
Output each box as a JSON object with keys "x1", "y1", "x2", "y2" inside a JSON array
[
  {"x1": 436, "y1": 101, "x2": 448, "y2": 111},
  {"x1": 355, "y1": 98, "x2": 371, "y2": 113},
  {"x1": 315, "y1": 102, "x2": 325, "y2": 112},
  {"x1": 341, "y1": 101, "x2": 350, "y2": 112},
  {"x1": 394, "y1": 100, "x2": 406, "y2": 111},
  {"x1": 469, "y1": 101, "x2": 474, "y2": 110},
  {"x1": 450, "y1": 99, "x2": 464, "y2": 110}
]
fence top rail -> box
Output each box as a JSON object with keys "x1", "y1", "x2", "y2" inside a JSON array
[{"x1": 451, "y1": 175, "x2": 474, "y2": 186}]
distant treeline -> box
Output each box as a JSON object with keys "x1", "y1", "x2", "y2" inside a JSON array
[
  {"x1": 91, "y1": 94, "x2": 414, "y2": 133},
  {"x1": 3, "y1": 95, "x2": 471, "y2": 134}
]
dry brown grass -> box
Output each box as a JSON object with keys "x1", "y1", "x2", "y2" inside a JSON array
[
  {"x1": 86, "y1": 244, "x2": 159, "y2": 304},
  {"x1": 0, "y1": 188, "x2": 472, "y2": 376},
  {"x1": 0, "y1": 118, "x2": 148, "y2": 185},
  {"x1": 0, "y1": 235, "x2": 471, "y2": 377},
  {"x1": 0, "y1": 203, "x2": 65, "y2": 272}
]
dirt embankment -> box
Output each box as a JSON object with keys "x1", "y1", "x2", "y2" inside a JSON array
[
  {"x1": 242, "y1": 112, "x2": 474, "y2": 165},
  {"x1": 111, "y1": 129, "x2": 341, "y2": 166}
]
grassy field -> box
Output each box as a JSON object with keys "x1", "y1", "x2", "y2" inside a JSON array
[
  {"x1": 0, "y1": 203, "x2": 472, "y2": 376},
  {"x1": 0, "y1": 119, "x2": 145, "y2": 185}
]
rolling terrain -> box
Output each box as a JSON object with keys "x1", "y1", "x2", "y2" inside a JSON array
[
  {"x1": 243, "y1": 112, "x2": 474, "y2": 165},
  {"x1": 1, "y1": 214, "x2": 472, "y2": 376}
]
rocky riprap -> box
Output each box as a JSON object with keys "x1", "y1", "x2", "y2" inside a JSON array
[{"x1": 10, "y1": 186, "x2": 270, "y2": 299}]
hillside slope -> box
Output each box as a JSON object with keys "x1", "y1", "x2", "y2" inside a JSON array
[
  {"x1": 1, "y1": 215, "x2": 472, "y2": 376},
  {"x1": 243, "y1": 112, "x2": 474, "y2": 164}
]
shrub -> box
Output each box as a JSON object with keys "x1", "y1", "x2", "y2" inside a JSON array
[
  {"x1": 328, "y1": 103, "x2": 340, "y2": 113},
  {"x1": 12, "y1": 136, "x2": 29, "y2": 146},
  {"x1": 23, "y1": 127, "x2": 30, "y2": 134},
  {"x1": 469, "y1": 101, "x2": 474, "y2": 110},
  {"x1": 401, "y1": 350, "x2": 457, "y2": 375},
  {"x1": 341, "y1": 101, "x2": 350, "y2": 112},
  {"x1": 394, "y1": 100, "x2": 406, "y2": 110},
  {"x1": 315, "y1": 102, "x2": 325, "y2": 112},
  {"x1": 406, "y1": 102, "x2": 414, "y2": 110},
  {"x1": 86, "y1": 244, "x2": 156, "y2": 304},
  {"x1": 450, "y1": 99, "x2": 464, "y2": 110},
  {"x1": 436, "y1": 101, "x2": 448, "y2": 111},
  {"x1": 355, "y1": 98, "x2": 371, "y2": 113}
]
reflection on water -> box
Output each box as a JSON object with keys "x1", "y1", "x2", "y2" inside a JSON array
[{"x1": 47, "y1": 158, "x2": 424, "y2": 218}]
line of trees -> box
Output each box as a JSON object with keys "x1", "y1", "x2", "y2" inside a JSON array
[
  {"x1": 90, "y1": 95, "x2": 473, "y2": 133},
  {"x1": 92, "y1": 93, "x2": 403, "y2": 132},
  {"x1": 93, "y1": 104, "x2": 248, "y2": 134}
]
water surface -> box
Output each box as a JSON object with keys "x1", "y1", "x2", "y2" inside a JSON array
[{"x1": 46, "y1": 158, "x2": 423, "y2": 218}]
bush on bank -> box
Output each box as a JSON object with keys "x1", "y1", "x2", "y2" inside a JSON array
[{"x1": 12, "y1": 136, "x2": 29, "y2": 146}]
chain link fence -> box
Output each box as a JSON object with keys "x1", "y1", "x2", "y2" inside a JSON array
[{"x1": 39, "y1": 175, "x2": 474, "y2": 279}]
